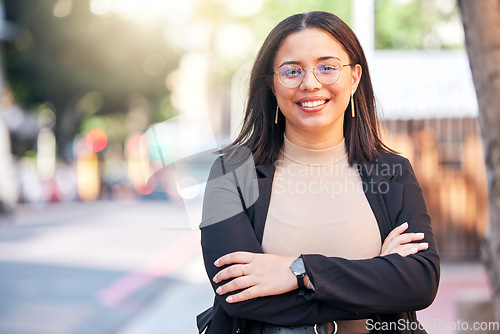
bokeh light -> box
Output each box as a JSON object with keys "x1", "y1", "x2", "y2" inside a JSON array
[
  {"x1": 126, "y1": 134, "x2": 149, "y2": 158},
  {"x1": 85, "y1": 128, "x2": 108, "y2": 153},
  {"x1": 89, "y1": 0, "x2": 114, "y2": 16},
  {"x1": 53, "y1": 0, "x2": 73, "y2": 18}
]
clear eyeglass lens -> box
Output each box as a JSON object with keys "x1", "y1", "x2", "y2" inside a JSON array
[
  {"x1": 278, "y1": 65, "x2": 302, "y2": 88},
  {"x1": 277, "y1": 60, "x2": 343, "y2": 88},
  {"x1": 315, "y1": 61, "x2": 341, "y2": 83}
]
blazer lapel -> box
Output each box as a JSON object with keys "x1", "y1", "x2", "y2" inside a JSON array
[
  {"x1": 358, "y1": 161, "x2": 395, "y2": 240},
  {"x1": 253, "y1": 164, "x2": 275, "y2": 244}
]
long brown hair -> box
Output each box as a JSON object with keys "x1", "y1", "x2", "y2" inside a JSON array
[{"x1": 227, "y1": 11, "x2": 393, "y2": 166}]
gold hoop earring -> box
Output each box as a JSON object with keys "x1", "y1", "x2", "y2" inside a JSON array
[
  {"x1": 275, "y1": 105, "x2": 279, "y2": 124},
  {"x1": 351, "y1": 90, "x2": 355, "y2": 118}
]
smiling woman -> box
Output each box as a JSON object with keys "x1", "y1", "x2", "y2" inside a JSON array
[
  {"x1": 272, "y1": 28, "x2": 361, "y2": 150},
  {"x1": 198, "y1": 11, "x2": 439, "y2": 334}
]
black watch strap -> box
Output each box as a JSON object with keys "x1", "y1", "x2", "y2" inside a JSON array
[
  {"x1": 296, "y1": 273, "x2": 306, "y2": 290},
  {"x1": 290, "y1": 257, "x2": 307, "y2": 290}
]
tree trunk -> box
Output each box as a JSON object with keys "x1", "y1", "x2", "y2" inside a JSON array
[{"x1": 458, "y1": 0, "x2": 500, "y2": 321}]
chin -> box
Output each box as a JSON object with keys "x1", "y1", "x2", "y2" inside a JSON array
[{"x1": 297, "y1": 119, "x2": 337, "y2": 131}]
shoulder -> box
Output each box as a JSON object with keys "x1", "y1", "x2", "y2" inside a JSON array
[
  {"x1": 207, "y1": 146, "x2": 255, "y2": 179},
  {"x1": 375, "y1": 150, "x2": 413, "y2": 173},
  {"x1": 361, "y1": 150, "x2": 411, "y2": 171},
  {"x1": 357, "y1": 150, "x2": 415, "y2": 182},
  {"x1": 373, "y1": 150, "x2": 420, "y2": 186},
  {"x1": 375, "y1": 150, "x2": 410, "y2": 166}
]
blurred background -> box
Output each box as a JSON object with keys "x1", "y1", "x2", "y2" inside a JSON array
[{"x1": 0, "y1": 0, "x2": 491, "y2": 333}]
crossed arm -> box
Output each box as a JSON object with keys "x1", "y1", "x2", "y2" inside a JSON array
[
  {"x1": 201, "y1": 212, "x2": 368, "y2": 325},
  {"x1": 201, "y1": 212, "x2": 437, "y2": 324},
  {"x1": 213, "y1": 222, "x2": 428, "y2": 303},
  {"x1": 201, "y1": 157, "x2": 439, "y2": 323}
]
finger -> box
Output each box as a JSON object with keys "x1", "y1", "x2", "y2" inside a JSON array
[
  {"x1": 390, "y1": 244, "x2": 420, "y2": 257},
  {"x1": 392, "y1": 232, "x2": 425, "y2": 244},
  {"x1": 417, "y1": 242, "x2": 429, "y2": 251},
  {"x1": 226, "y1": 285, "x2": 262, "y2": 303},
  {"x1": 213, "y1": 264, "x2": 248, "y2": 283},
  {"x1": 383, "y1": 222, "x2": 409, "y2": 247},
  {"x1": 216, "y1": 276, "x2": 255, "y2": 296},
  {"x1": 390, "y1": 222, "x2": 409, "y2": 238},
  {"x1": 381, "y1": 224, "x2": 411, "y2": 254},
  {"x1": 381, "y1": 232, "x2": 425, "y2": 256},
  {"x1": 401, "y1": 246, "x2": 420, "y2": 257},
  {"x1": 391, "y1": 242, "x2": 429, "y2": 257},
  {"x1": 214, "y1": 251, "x2": 254, "y2": 267}
]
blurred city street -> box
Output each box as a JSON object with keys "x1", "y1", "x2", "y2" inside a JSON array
[
  {"x1": 0, "y1": 201, "x2": 214, "y2": 334},
  {"x1": 0, "y1": 1, "x2": 498, "y2": 334},
  {"x1": 0, "y1": 201, "x2": 493, "y2": 334}
]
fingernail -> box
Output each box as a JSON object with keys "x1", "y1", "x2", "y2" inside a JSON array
[
  {"x1": 422, "y1": 242, "x2": 429, "y2": 248},
  {"x1": 212, "y1": 275, "x2": 218, "y2": 283},
  {"x1": 416, "y1": 233, "x2": 425, "y2": 238},
  {"x1": 216, "y1": 287, "x2": 222, "y2": 294},
  {"x1": 401, "y1": 222, "x2": 408, "y2": 228},
  {"x1": 214, "y1": 259, "x2": 219, "y2": 266},
  {"x1": 226, "y1": 296, "x2": 233, "y2": 303}
]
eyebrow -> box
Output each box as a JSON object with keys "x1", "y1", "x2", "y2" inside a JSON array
[{"x1": 278, "y1": 56, "x2": 341, "y2": 68}]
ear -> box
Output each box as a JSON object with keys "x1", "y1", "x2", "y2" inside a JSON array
[{"x1": 351, "y1": 64, "x2": 362, "y2": 94}]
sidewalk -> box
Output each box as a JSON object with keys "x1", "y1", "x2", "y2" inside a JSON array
[
  {"x1": 417, "y1": 262, "x2": 492, "y2": 334},
  {"x1": 116, "y1": 250, "x2": 213, "y2": 334},
  {"x1": 3, "y1": 202, "x2": 491, "y2": 334}
]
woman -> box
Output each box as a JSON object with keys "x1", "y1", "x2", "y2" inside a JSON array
[{"x1": 198, "y1": 11, "x2": 439, "y2": 334}]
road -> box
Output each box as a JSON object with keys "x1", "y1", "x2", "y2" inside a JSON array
[
  {"x1": 0, "y1": 201, "x2": 493, "y2": 334},
  {"x1": 0, "y1": 201, "x2": 213, "y2": 334}
]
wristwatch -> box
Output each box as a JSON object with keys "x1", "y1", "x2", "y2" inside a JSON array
[{"x1": 290, "y1": 257, "x2": 306, "y2": 290}]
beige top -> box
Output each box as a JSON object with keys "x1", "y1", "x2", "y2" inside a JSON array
[{"x1": 262, "y1": 136, "x2": 381, "y2": 260}]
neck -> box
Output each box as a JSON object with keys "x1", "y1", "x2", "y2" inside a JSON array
[{"x1": 284, "y1": 127, "x2": 344, "y2": 150}]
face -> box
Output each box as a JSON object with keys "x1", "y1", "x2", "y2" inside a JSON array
[{"x1": 272, "y1": 28, "x2": 362, "y2": 146}]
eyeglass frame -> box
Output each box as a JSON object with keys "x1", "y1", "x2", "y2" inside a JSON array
[{"x1": 273, "y1": 61, "x2": 356, "y2": 88}]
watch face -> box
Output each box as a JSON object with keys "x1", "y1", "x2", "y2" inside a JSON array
[{"x1": 290, "y1": 258, "x2": 306, "y2": 276}]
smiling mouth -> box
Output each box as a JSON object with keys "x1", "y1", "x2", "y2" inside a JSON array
[{"x1": 297, "y1": 100, "x2": 329, "y2": 108}]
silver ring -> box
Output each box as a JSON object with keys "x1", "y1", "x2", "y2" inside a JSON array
[{"x1": 314, "y1": 321, "x2": 337, "y2": 334}]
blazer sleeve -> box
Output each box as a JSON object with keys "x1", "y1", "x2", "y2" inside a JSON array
[
  {"x1": 301, "y1": 157, "x2": 440, "y2": 313},
  {"x1": 200, "y1": 157, "x2": 367, "y2": 325}
]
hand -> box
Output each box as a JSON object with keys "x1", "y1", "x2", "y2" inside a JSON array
[
  {"x1": 380, "y1": 222, "x2": 428, "y2": 257},
  {"x1": 212, "y1": 252, "x2": 297, "y2": 303}
]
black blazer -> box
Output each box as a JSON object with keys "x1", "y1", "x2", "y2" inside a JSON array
[{"x1": 198, "y1": 151, "x2": 440, "y2": 334}]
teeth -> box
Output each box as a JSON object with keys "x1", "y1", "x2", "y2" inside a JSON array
[{"x1": 299, "y1": 100, "x2": 327, "y2": 108}]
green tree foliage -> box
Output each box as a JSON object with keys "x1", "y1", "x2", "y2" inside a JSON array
[
  {"x1": 375, "y1": 0, "x2": 463, "y2": 49},
  {"x1": 4, "y1": 0, "x2": 180, "y2": 157},
  {"x1": 259, "y1": 0, "x2": 351, "y2": 29},
  {"x1": 3, "y1": 0, "x2": 463, "y2": 157}
]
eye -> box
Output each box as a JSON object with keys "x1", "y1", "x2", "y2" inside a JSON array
[
  {"x1": 317, "y1": 62, "x2": 340, "y2": 74},
  {"x1": 280, "y1": 65, "x2": 302, "y2": 77}
]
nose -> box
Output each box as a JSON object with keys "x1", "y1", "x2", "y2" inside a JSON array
[{"x1": 300, "y1": 68, "x2": 322, "y2": 91}]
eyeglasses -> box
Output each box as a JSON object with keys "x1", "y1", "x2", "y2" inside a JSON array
[{"x1": 274, "y1": 59, "x2": 355, "y2": 88}]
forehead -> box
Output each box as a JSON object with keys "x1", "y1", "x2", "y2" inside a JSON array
[{"x1": 274, "y1": 28, "x2": 349, "y2": 66}]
